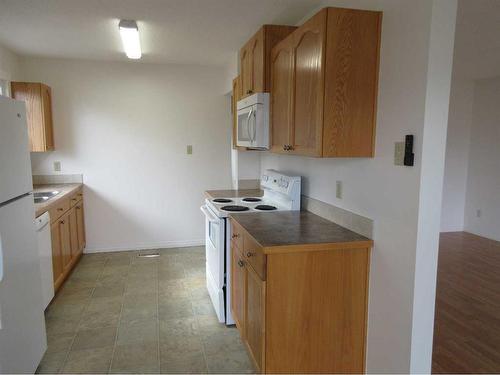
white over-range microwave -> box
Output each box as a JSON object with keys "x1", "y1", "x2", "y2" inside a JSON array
[{"x1": 236, "y1": 93, "x2": 269, "y2": 149}]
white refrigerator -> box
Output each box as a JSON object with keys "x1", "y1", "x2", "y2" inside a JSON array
[{"x1": 0, "y1": 96, "x2": 47, "y2": 373}]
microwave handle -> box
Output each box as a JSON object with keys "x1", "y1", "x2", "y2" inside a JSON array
[
  {"x1": 246, "y1": 108, "x2": 253, "y2": 143},
  {"x1": 251, "y1": 110, "x2": 257, "y2": 142}
]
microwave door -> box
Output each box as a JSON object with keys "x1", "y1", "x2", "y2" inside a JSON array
[
  {"x1": 237, "y1": 107, "x2": 252, "y2": 146},
  {"x1": 252, "y1": 104, "x2": 269, "y2": 149}
]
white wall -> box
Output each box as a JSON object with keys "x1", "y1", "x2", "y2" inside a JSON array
[
  {"x1": 23, "y1": 58, "x2": 233, "y2": 252},
  {"x1": 440, "y1": 76, "x2": 474, "y2": 232},
  {"x1": 259, "y1": 0, "x2": 456, "y2": 372},
  {"x1": 0, "y1": 43, "x2": 20, "y2": 93},
  {"x1": 464, "y1": 77, "x2": 500, "y2": 241},
  {"x1": 410, "y1": 1, "x2": 456, "y2": 370}
]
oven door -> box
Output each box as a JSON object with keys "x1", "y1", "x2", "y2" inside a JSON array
[{"x1": 200, "y1": 204, "x2": 226, "y2": 322}]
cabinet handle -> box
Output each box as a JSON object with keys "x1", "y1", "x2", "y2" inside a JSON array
[
  {"x1": 76, "y1": 207, "x2": 81, "y2": 210},
  {"x1": 288, "y1": 145, "x2": 294, "y2": 151},
  {"x1": 231, "y1": 233, "x2": 240, "y2": 239},
  {"x1": 72, "y1": 198, "x2": 77, "y2": 201},
  {"x1": 283, "y1": 145, "x2": 287, "y2": 151},
  {"x1": 246, "y1": 251, "x2": 254, "y2": 258},
  {"x1": 78, "y1": 193, "x2": 83, "y2": 196},
  {"x1": 57, "y1": 208, "x2": 63, "y2": 211},
  {"x1": 246, "y1": 90, "x2": 253, "y2": 95},
  {"x1": 60, "y1": 220, "x2": 64, "y2": 224},
  {"x1": 238, "y1": 260, "x2": 244, "y2": 267}
]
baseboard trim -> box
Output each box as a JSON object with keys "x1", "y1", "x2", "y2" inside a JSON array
[{"x1": 84, "y1": 239, "x2": 205, "y2": 254}]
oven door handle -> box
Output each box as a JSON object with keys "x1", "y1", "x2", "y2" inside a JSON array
[{"x1": 200, "y1": 205, "x2": 219, "y2": 224}]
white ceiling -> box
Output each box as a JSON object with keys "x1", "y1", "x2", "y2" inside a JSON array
[
  {"x1": 0, "y1": 0, "x2": 322, "y2": 66},
  {"x1": 453, "y1": 0, "x2": 500, "y2": 79}
]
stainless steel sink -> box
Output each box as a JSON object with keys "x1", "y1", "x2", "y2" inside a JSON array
[{"x1": 33, "y1": 191, "x2": 60, "y2": 204}]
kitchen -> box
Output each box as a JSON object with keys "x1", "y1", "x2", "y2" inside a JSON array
[{"x1": 0, "y1": 0, "x2": 464, "y2": 374}]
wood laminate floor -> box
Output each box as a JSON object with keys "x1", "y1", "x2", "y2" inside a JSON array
[{"x1": 433, "y1": 232, "x2": 500, "y2": 373}]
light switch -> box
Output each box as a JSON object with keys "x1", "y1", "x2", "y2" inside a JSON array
[
  {"x1": 394, "y1": 142, "x2": 405, "y2": 166},
  {"x1": 187, "y1": 145, "x2": 193, "y2": 155},
  {"x1": 53, "y1": 161, "x2": 61, "y2": 172},
  {"x1": 336, "y1": 180, "x2": 342, "y2": 199}
]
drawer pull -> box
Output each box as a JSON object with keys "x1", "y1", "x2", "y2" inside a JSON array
[
  {"x1": 246, "y1": 251, "x2": 254, "y2": 258},
  {"x1": 231, "y1": 234, "x2": 240, "y2": 239},
  {"x1": 237, "y1": 260, "x2": 244, "y2": 267},
  {"x1": 72, "y1": 198, "x2": 77, "y2": 201},
  {"x1": 60, "y1": 220, "x2": 65, "y2": 224},
  {"x1": 57, "y1": 208, "x2": 64, "y2": 211}
]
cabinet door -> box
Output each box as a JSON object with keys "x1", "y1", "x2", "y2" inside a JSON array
[
  {"x1": 291, "y1": 10, "x2": 326, "y2": 157},
  {"x1": 232, "y1": 76, "x2": 243, "y2": 150},
  {"x1": 76, "y1": 201, "x2": 86, "y2": 253},
  {"x1": 11, "y1": 82, "x2": 44, "y2": 152},
  {"x1": 50, "y1": 221, "x2": 64, "y2": 286},
  {"x1": 240, "y1": 44, "x2": 253, "y2": 98},
  {"x1": 323, "y1": 8, "x2": 381, "y2": 157},
  {"x1": 246, "y1": 264, "x2": 266, "y2": 373},
  {"x1": 11, "y1": 82, "x2": 54, "y2": 152},
  {"x1": 250, "y1": 29, "x2": 265, "y2": 94},
  {"x1": 59, "y1": 212, "x2": 72, "y2": 270},
  {"x1": 40, "y1": 84, "x2": 55, "y2": 151},
  {"x1": 231, "y1": 245, "x2": 246, "y2": 334},
  {"x1": 270, "y1": 37, "x2": 294, "y2": 153},
  {"x1": 69, "y1": 207, "x2": 78, "y2": 259}
]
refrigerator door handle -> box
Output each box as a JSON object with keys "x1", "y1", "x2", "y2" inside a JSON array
[{"x1": 0, "y1": 232, "x2": 3, "y2": 283}]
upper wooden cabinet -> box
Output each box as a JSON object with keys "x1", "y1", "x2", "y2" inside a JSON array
[
  {"x1": 270, "y1": 8, "x2": 382, "y2": 157},
  {"x1": 232, "y1": 76, "x2": 245, "y2": 150},
  {"x1": 240, "y1": 25, "x2": 296, "y2": 98},
  {"x1": 11, "y1": 82, "x2": 55, "y2": 152}
]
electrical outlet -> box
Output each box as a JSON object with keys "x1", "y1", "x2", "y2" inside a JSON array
[
  {"x1": 394, "y1": 142, "x2": 405, "y2": 166},
  {"x1": 53, "y1": 161, "x2": 61, "y2": 172},
  {"x1": 187, "y1": 145, "x2": 193, "y2": 155},
  {"x1": 336, "y1": 180, "x2": 342, "y2": 199},
  {"x1": 476, "y1": 209, "x2": 482, "y2": 218}
]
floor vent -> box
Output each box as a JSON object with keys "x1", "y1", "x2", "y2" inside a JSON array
[{"x1": 137, "y1": 252, "x2": 160, "y2": 258}]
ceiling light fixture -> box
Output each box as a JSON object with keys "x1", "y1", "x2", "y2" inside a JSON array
[{"x1": 119, "y1": 20, "x2": 141, "y2": 59}]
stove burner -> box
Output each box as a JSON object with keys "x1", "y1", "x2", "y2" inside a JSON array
[
  {"x1": 254, "y1": 205, "x2": 277, "y2": 211},
  {"x1": 242, "y1": 197, "x2": 262, "y2": 202},
  {"x1": 221, "y1": 205, "x2": 250, "y2": 212},
  {"x1": 213, "y1": 198, "x2": 233, "y2": 203}
]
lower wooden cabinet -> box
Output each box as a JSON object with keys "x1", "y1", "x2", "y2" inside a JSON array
[
  {"x1": 75, "y1": 200, "x2": 86, "y2": 252},
  {"x1": 245, "y1": 264, "x2": 266, "y2": 372},
  {"x1": 230, "y1": 218, "x2": 371, "y2": 373},
  {"x1": 231, "y1": 245, "x2": 246, "y2": 333},
  {"x1": 69, "y1": 208, "x2": 79, "y2": 259},
  {"x1": 59, "y1": 211, "x2": 72, "y2": 271},
  {"x1": 50, "y1": 220, "x2": 64, "y2": 288},
  {"x1": 49, "y1": 187, "x2": 86, "y2": 292}
]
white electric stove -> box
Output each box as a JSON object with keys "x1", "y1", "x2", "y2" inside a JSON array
[{"x1": 200, "y1": 170, "x2": 301, "y2": 324}]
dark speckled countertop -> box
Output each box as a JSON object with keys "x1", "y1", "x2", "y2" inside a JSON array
[
  {"x1": 205, "y1": 189, "x2": 263, "y2": 199},
  {"x1": 230, "y1": 211, "x2": 372, "y2": 252}
]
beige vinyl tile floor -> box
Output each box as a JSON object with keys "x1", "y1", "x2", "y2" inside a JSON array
[{"x1": 36, "y1": 247, "x2": 255, "y2": 374}]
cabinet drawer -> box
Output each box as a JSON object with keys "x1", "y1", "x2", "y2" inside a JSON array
[
  {"x1": 244, "y1": 234, "x2": 266, "y2": 280},
  {"x1": 231, "y1": 219, "x2": 244, "y2": 250},
  {"x1": 68, "y1": 188, "x2": 83, "y2": 207},
  {"x1": 49, "y1": 199, "x2": 70, "y2": 223}
]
